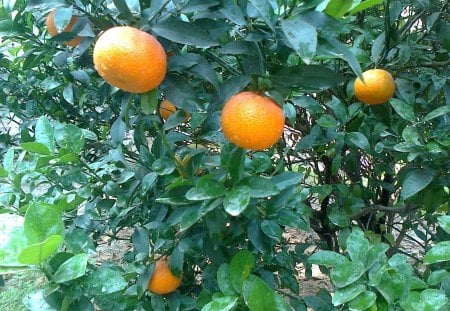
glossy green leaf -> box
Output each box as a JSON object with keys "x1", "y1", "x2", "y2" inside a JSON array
[
  {"x1": 18, "y1": 235, "x2": 63, "y2": 265},
  {"x1": 424, "y1": 241, "x2": 450, "y2": 264},
  {"x1": 438, "y1": 215, "x2": 450, "y2": 235},
  {"x1": 53, "y1": 253, "x2": 88, "y2": 283},
  {"x1": 423, "y1": 105, "x2": 450, "y2": 122},
  {"x1": 240, "y1": 176, "x2": 280, "y2": 198},
  {"x1": 281, "y1": 17, "x2": 317, "y2": 64},
  {"x1": 427, "y1": 269, "x2": 449, "y2": 286},
  {"x1": 35, "y1": 116, "x2": 55, "y2": 154},
  {"x1": 24, "y1": 203, "x2": 64, "y2": 244},
  {"x1": 346, "y1": 229, "x2": 370, "y2": 263},
  {"x1": 331, "y1": 262, "x2": 365, "y2": 288},
  {"x1": 347, "y1": 291, "x2": 377, "y2": 310},
  {"x1": 349, "y1": 0, "x2": 384, "y2": 15},
  {"x1": 400, "y1": 168, "x2": 435, "y2": 199},
  {"x1": 110, "y1": 118, "x2": 126, "y2": 147},
  {"x1": 261, "y1": 219, "x2": 282, "y2": 242},
  {"x1": 332, "y1": 283, "x2": 365, "y2": 306},
  {"x1": 201, "y1": 296, "x2": 238, "y2": 311},
  {"x1": 248, "y1": 0, "x2": 275, "y2": 31},
  {"x1": 271, "y1": 65, "x2": 345, "y2": 90},
  {"x1": 54, "y1": 123, "x2": 85, "y2": 153},
  {"x1": 322, "y1": 36, "x2": 363, "y2": 79},
  {"x1": 186, "y1": 178, "x2": 226, "y2": 200},
  {"x1": 230, "y1": 250, "x2": 255, "y2": 292},
  {"x1": 346, "y1": 132, "x2": 370, "y2": 152},
  {"x1": 82, "y1": 268, "x2": 127, "y2": 295},
  {"x1": 308, "y1": 251, "x2": 349, "y2": 267},
  {"x1": 223, "y1": 185, "x2": 251, "y2": 216}
]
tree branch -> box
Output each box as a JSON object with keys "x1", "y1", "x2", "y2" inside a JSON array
[{"x1": 350, "y1": 205, "x2": 416, "y2": 220}]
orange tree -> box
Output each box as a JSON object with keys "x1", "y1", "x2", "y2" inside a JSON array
[{"x1": 0, "y1": 0, "x2": 449, "y2": 310}]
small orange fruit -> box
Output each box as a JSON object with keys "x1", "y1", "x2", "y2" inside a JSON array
[
  {"x1": 147, "y1": 257, "x2": 182, "y2": 295},
  {"x1": 353, "y1": 69, "x2": 396, "y2": 105},
  {"x1": 45, "y1": 9, "x2": 81, "y2": 47},
  {"x1": 220, "y1": 91, "x2": 285, "y2": 151},
  {"x1": 93, "y1": 26, "x2": 167, "y2": 93},
  {"x1": 159, "y1": 99, "x2": 190, "y2": 122}
]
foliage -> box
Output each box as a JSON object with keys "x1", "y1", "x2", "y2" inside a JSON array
[{"x1": 0, "y1": 0, "x2": 449, "y2": 310}]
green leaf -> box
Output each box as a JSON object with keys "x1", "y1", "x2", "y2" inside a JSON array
[
  {"x1": 0, "y1": 214, "x2": 28, "y2": 269},
  {"x1": 24, "y1": 203, "x2": 64, "y2": 244},
  {"x1": 54, "y1": 123, "x2": 85, "y2": 153},
  {"x1": 22, "y1": 290, "x2": 58, "y2": 311},
  {"x1": 271, "y1": 65, "x2": 344, "y2": 90},
  {"x1": 186, "y1": 178, "x2": 226, "y2": 201},
  {"x1": 423, "y1": 105, "x2": 450, "y2": 122},
  {"x1": 221, "y1": 143, "x2": 245, "y2": 183},
  {"x1": 151, "y1": 157, "x2": 176, "y2": 175},
  {"x1": 331, "y1": 262, "x2": 365, "y2": 288},
  {"x1": 346, "y1": 132, "x2": 370, "y2": 151},
  {"x1": 271, "y1": 171, "x2": 304, "y2": 191},
  {"x1": 53, "y1": 253, "x2": 88, "y2": 283},
  {"x1": 82, "y1": 268, "x2": 127, "y2": 295},
  {"x1": 308, "y1": 251, "x2": 349, "y2": 267},
  {"x1": 332, "y1": 283, "x2": 366, "y2": 306},
  {"x1": 35, "y1": 116, "x2": 55, "y2": 154},
  {"x1": 242, "y1": 276, "x2": 277, "y2": 311},
  {"x1": 321, "y1": 36, "x2": 363, "y2": 79},
  {"x1": 18, "y1": 235, "x2": 63, "y2": 265},
  {"x1": 219, "y1": 0, "x2": 246, "y2": 25},
  {"x1": 324, "y1": 0, "x2": 353, "y2": 19},
  {"x1": 400, "y1": 168, "x2": 435, "y2": 200},
  {"x1": 365, "y1": 243, "x2": 389, "y2": 269},
  {"x1": 427, "y1": 269, "x2": 449, "y2": 286},
  {"x1": 141, "y1": 89, "x2": 158, "y2": 115},
  {"x1": 223, "y1": 185, "x2": 251, "y2": 216},
  {"x1": 201, "y1": 296, "x2": 238, "y2": 311},
  {"x1": 349, "y1": 0, "x2": 384, "y2": 15},
  {"x1": 152, "y1": 20, "x2": 218, "y2": 47},
  {"x1": 261, "y1": 220, "x2": 282, "y2": 242},
  {"x1": 217, "y1": 264, "x2": 237, "y2": 296},
  {"x1": 438, "y1": 215, "x2": 450, "y2": 235},
  {"x1": 169, "y1": 247, "x2": 184, "y2": 277},
  {"x1": 390, "y1": 98, "x2": 416, "y2": 122},
  {"x1": 20, "y1": 142, "x2": 51, "y2": 155},
  {"x1": 421, "y1": 289, "x2": 448, "y2": 309},
  {"x1": 248, "y1": 0, "x2": 275, "y2": 31},
  {"x1": 240, "y1": 176, "x2": 280, "y2": 198},
  {"x1": 0, "y1": 165, "x2": 8, "y2": 177},
  {"x1": 346, "y1": 229, "x2": 370, "y2": 263},
  {"x1": 281, "y1": 17, "x2": 317, "y2": 64},
  {"x1": 110, "y1": 118, "x2": 126, "y2": 147},
  {"x1": 424, "y1": 241, "x2": 450, "y2": 264},
  {"x1": 230, "y1": 250, "x2": 255, "y2": 293},
  {"x1": 347, "y1": 291, "x2": 377, "y2": 310}
]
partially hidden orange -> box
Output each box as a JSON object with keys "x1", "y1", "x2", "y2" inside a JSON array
[
  {"x1": 220, "y1": 91, "x2": 285, "y2": 151},
  {"x1": 353, "y1": 69, "x2": 396, "y2": 105},
  {"x1": 147, "y1": 257, "x2": 182, "y2": 295},
  {"x1": 159, "y1": 99, "x2": 190, "y2": 122},
  {"x1": 93, "y1": 26, "x2": 167, "y2": 93},
  {"x1": 45, "y1": 9, "x2": 81, "y2": 47}
]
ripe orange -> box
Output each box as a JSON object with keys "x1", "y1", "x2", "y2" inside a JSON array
[
  {"x1": 147, "y1": 257, "x2": 182, "y2": 295},
  {"x1": 353, "y1": 69, "x2": 396, "y2": 105},
  {"x1": 45, "y1": 10, "x2": 81, "y2": 47},
  {"x1": 220, "y1": 91, "x2": 285, "y2": 151},
  {"x1": 159, "y1": 99, "x2": 190, "y2": 122},
  {"x1": 93, "y1": 26, "x2": 167, "y2": 94}
]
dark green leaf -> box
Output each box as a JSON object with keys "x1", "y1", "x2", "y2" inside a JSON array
[
  {"x1": 321, "y1": 36, "x2": 363, "y2": 79},
  {"x1": 240, "y1": 176, "x2": 280, "y2": 198},
  {"x1": 141, "y1": 89, "x2": 158, "y2": 115},
  {"x1": 110, "y1": 118, "x2": 126, "y2": 147},
  {"x1": 271, "y1": 172, "x2": 304, "y2": 191},
  {"x1": 261, "y1": 220, "x2": 282, "y2": 242},
  {"x1": 248, "y1": 0, "x2": 275, "y2": 31},
  {"x1": 151, "y1": 157, "x2": 176, "y2": 175},
  {"x1": 423, "y1": 105, "x2": 450, "y2": 122},
  {"x1": 281, "y1": 17, "x2": 317, "y2": 64},
  {"x1": 152, "y1": 20, "x2": 218, "y2": 47},
  {"x1": 438, "y1": 216, "x2": 450, "y2": 235},
  {"x1": 271, "y1": 65, "x2": 344, "y2": 90},
  {"x1": 219, "y1": 0, "x2": 246, "y2": 25},
  {"x1": 53, "y1": 253, "x2": 88, "y2": 283},
  {"x1": 390, "y1": 98, "x2": 416, "y2": 122},
  {"x1": 217, "y1": 264, "x2": 237, "y2": 296},
  {"x1": 400, "y1": 168, "x2": 435, "y2": 199},
  {"x1": 54, "y1": 123, "x2": 85, "y2": 153}
]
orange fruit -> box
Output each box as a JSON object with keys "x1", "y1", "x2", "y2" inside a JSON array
[
  {"x1": 93, "y1": 26, "x2": 167, "y2": 94},
  {"x1": 353, "y1": 69, "x2": 396, "y2": 105},
  {"x1": 159, "y1": 99, "x2": 190, "y2": 122},
  {"x1": 220, "y1": 91, "x2": 285, "y2": 151},
  {"x1": 147, "y1": 257, "x2": 182, "y2": 295},
  {"x1": 45, "y1": 10, "x2": 81, "y2": 47}
]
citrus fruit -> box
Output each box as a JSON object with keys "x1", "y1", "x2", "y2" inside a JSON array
[
  {"x1": 353, "y1": 69, "x2": 396, "y2": 105},
  {"x1": 220, "y1": 91, "x2": 285, "y2": 151},
  {"x1": 45, "y1": 9, "x2": 81, "y2": 47},
  {"x1": 159, "y1": 99, "x2": 190, "y2": 122},
  {"x1": 147, "y1": 257, "x2": 182, "y2": 295},
  {"x1": 93, "y1": 26, "x2": 167, "y2": 93}
]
